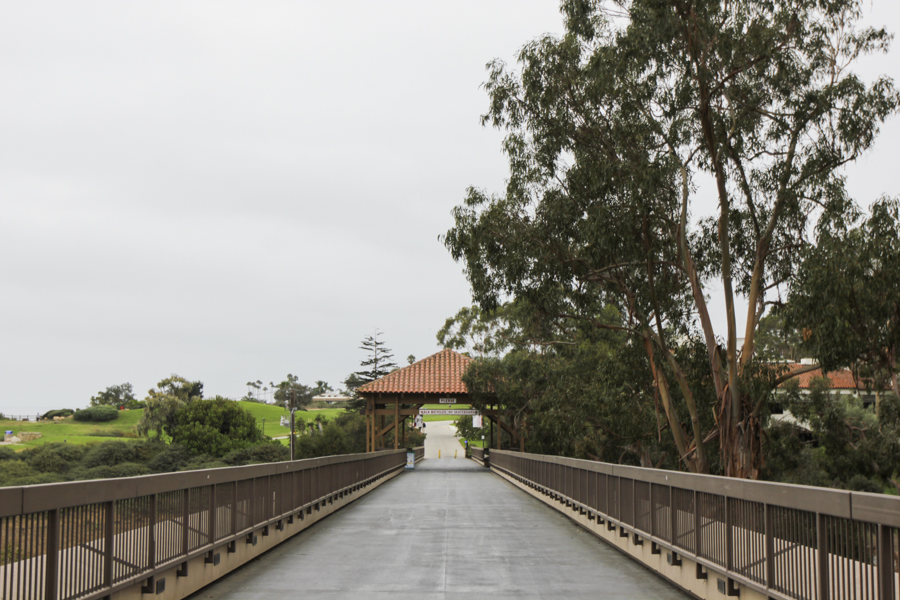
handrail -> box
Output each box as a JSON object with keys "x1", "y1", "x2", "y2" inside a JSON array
[
  {"x1": 491, "y1": 450, "x2": 900, "y2": 600},
  {"x1": 0, "y1": 450, "x2": 408, "y2": 600}
]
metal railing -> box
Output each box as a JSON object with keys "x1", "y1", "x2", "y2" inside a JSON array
[
  {"x1": 0, "y1": 449, "x2": 412, "y2": 600},
  {"x1": 491, "y1": 450, "x2": 900, "y2": 600}
]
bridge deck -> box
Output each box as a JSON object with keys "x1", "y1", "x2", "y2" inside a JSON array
[{"x1": 188, "y1": 425, "x2": 687, "y2": 599}]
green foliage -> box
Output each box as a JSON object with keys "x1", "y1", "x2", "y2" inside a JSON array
[
  {"x1": 0, "y1": 447, "x2": 19, "y2": 461},
  {"x1": 146, "y1": 444, "x2": 193, "y2": 473},
  {"x1": 170, "y1": 397, "x2": 264, "y2": 457},
  {"x1": 293, "y1": 412, "x2": 370, "y2": 459},
  {"x1": 272, "y1": 375, "x2": 314, "y2": 410},
  {"x1": 73, "y1": 406, "x2": 120, "y2": 422},
  {"x1": 754, "y1": 313, "x2": 806, "y2": 363},
  {"x1": 90, "y1": 383, "x2": 139, "y2": 408},
  {"x1": 82, "y1": 441, "x2": 136, "y2": 468},
  {"x1": 344, "y1": 331, "x2": 397, "y2": 411},
  {"x1": 222, "y1": 442, "x2": 289, "y2": 466},
  {"x1": 0, "y1": 461, "x2": 65, "y2": 486},
  {"x1": 20, "y1": 443, "x2": 88, "y2": 474},
  {"x1": 443, "y1": 0, "x2": 899, "y2": 477},
  {"x1": 787, "y1": 198, "x2": 900, "y2": 398},
  {"x1": 73, "y1": 462, "x2": 152, "y2": 481},
  {"x1": 41, "y1": 409, "x2": 74, "y2": 420},
  {"x1": 763, "y1": 380, "x2": 900, "y2": 492},
  {"x1": 137, "y1": 375, "x2": 203, "y2": 439}
]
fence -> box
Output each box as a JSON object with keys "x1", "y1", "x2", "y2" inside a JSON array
[
  {"x1": 490, "y1": 450, "x2": 900, "y2": 600},
  {"x1": 0, "y1": 449, "x2": 413, "y2": 600}
]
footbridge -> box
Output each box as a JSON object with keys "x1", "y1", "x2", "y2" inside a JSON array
[{"x1": 1, "y1": 425, "x2": 898, "y2": 600}]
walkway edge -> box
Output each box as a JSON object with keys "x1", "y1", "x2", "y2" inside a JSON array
[
  {"x1": 111, "y1": 467, "x2": 406, "y2": 600},
  {"x1": 490, "y1": 466, "x2": 769, "y2": 600}
]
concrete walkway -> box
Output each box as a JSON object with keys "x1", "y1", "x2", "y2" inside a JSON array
[
  {"x1": 188, "y1": 458, "x2": 688, "y2": 599},
  {"x1": 423, "y1": 419, "x2": 465, "y2": 459}
]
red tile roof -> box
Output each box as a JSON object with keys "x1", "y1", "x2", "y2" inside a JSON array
[
  {"x1": 780, "y1": 364, "x2": 857, "y2": 389},
  {"x1": 357, "y1": 348, "x2": 473, "y2": 395}
]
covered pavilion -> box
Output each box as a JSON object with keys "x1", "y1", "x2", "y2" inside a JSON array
[{"x1": 356, "y1": 348, "x2": 522, "y2": 452}]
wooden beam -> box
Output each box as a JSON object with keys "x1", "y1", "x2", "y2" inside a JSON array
[
  {"x1": 374, "y1": 418, "x2": 398, "y2": 442},
  {"x1": 394, "y1": 401, "x2": 399, "y2": 450}
]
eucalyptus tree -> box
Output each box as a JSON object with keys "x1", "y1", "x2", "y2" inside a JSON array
[{"x1": 444, "y1": 0, "x2": 898, "y2": 477}]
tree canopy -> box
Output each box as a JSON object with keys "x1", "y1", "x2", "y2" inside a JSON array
[
  {"x1": 787, "y1": 197, "x2": 900, "y2": 402},
  {"x1": 444, "y1": 0, "x2": 898, "y2": 477},
  {"x1": 136, "y1": 375, "x2": 204, "y2": 439},
  {"x1": 90, "y1": 383, "x2": 138, "y2": 408}
]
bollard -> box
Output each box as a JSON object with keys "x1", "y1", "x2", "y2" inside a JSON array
[
  {"x1": 439, "y1": 450, "x2": 441, "y2": 458},
  {"x1": 455, "y1": 450, "x2": 457, "y2": 459}
]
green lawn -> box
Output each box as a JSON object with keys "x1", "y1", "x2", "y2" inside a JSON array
[
  {"x1": 0, "y1": 410, "x2": 145, "y2": 448},
  {"x1": 235, "y1": 401, "x2": 347, "y2": 437},
  {"x1": 0, "y1": 402, "x2": 350, "y2": 450}
]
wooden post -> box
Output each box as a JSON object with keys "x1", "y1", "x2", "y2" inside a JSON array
[
  {"x1": 367, "y1": 399, "x2": 374, "y2": 452},
  {"x1": 496, "y1": 410, "x2": 501, "y2": 450},
  {"x1": 393, "y1": 397, "x2": 399, "y2": 449}
]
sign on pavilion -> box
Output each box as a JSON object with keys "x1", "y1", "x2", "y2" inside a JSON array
[{"x1": 356, "y1": 348, "x2": 522, "y2": 452}]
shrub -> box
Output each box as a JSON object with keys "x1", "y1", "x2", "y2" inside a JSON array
[
  {"x1": 75, "y1": 462, "x2": 151, "y2": 481},
  {"x1": 147, "y1": 444, "x2": 193, "y2": 473},
  {"x1": 73, "y1": 406, "x2": 119, "y2": 422},
  {"x1": 82, "y1": 441, "x2": 136, "y2": 468},
  {"x1": 222, "y1": 442, "x2": 289, "y2": 466},
  {"x1": 21, "y1": 443, "x2": 88, "y2": 474},
  {"x1": 0, "y1": 461, "x2": 38, "y2": 485},
  {"x1": 180, "y1": 456, "x2": 228, "y2": 472},
  {"x1": 171, "y1": 398, "x2": 264, "y2": 457},
  {"x1": 0, "y1": 447, "x2": 18, "y2": 461},
  {"x1": 41, "y1": 409, "x2": 74, "y2": 420}
]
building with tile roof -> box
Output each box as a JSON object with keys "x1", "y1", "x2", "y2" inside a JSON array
[
  {"x1": 357, "y1": 348, "x2": 473, "y2": 396},
  {"x1": 357, "y1": 348, "x2": 519, "y2": 453}
]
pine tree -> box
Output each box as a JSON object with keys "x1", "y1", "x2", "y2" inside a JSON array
[{"x1": 345, "y1": 330, "x2": 398, "y2": 411}]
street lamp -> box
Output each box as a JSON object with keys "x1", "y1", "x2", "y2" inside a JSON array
[{"x1": 262, "y1": 418, "x2": 265, "y2": 436}]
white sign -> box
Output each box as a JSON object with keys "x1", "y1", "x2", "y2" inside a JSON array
[
  {"x1": 419, "y1": 409, "x2": 479, "y2": 416},
  {"x1": 472, "y1": 415, "x2": 483, "y2": 428},
  {"x1": 414, "y1": 415, "x2": 424, "y2": 428},
  {"x1": 438, "y1": 398, "x2": 457, "y2": 404},
  {"x1": 406, "y1": 452, "x2": 415, "y2": 469}
]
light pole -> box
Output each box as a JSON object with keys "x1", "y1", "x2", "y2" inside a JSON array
[
  {"x1": 262, "y1": 418, "x2": 265, "y2": 436},
  {"x1": 289, "y1": 408, "x2": 297, "y2": 460}
]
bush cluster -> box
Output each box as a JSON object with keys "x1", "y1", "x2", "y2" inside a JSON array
[
  {"x1": 41, "y1": 409, "x2": 74, "y2": 420},
  {"x1": 73, "y1": 406, "x2": 120, "y2": 422}
]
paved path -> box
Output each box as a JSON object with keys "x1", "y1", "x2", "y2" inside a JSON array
[
  {"x1": 423, "y1": 419, "x2": 465, "y2": 459},
  {"x1": 188, "y1": 458, "x2": 688, "y2": 599}
]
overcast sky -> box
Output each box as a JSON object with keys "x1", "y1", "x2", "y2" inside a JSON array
[{"x1": 2, "y1": 2, "x2": 898, "y2": 416}]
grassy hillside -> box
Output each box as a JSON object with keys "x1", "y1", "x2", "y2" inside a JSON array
[
  {"x1": 235, "y1": 402, "x2": 347, "y2": 437},
  {"x1": 0, "y1": 410, "x2": 144, "y2": 447},
  {"x1": 0, "y1": 402, "x2": 350, "y2": 450}
]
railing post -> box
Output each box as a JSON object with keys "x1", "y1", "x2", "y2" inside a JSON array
[
  {"x1": 670, "y1": 486, "x2": 676, "y2": 547},
  {"x1": 816, "y1": 513, "x2": 829, "y2": 600},
  {"x1": 182, "y1": 489, "x2": 189, "y2": 556},
  {"x1": 724, "y1": 496, "x2": 732, "y2": 572},
  {"x1": 148, "y1": 494, "x2": 157, "y2": 570},
  {"x1": 208, "y1": 485, "x2": 217, "y2": 545},
  {"x1": 232, "y1": 482, "x2": 238, "y2": 535},
  {"x1": 694, "y1": 491, "x2": 702, "y2": 558},
  {"x1": 44, "y1": 509, "x2": 59, "y2": 600},
  {"x1": 765, "y1": 503, "x2": 774, "y2": 590},
  {"x1": 877, "y1": 524, "x2": 894, "y2": 600},
  {"x1": 104, "y1": 501, "x2": 114, "y2": 589}
]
